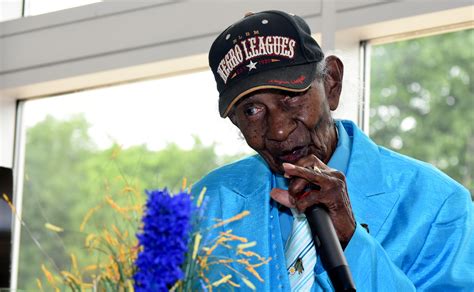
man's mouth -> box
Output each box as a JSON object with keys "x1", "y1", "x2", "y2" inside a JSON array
[{"x1": 278, "y1": 146, "x2": 308, "y2": 164}]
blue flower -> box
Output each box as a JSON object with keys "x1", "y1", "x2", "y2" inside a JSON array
[{"x1": 134, "y1": 189, "x2": 193, "y2": 291}]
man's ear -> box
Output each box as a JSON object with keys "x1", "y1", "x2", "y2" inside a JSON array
[{"x1": 323, "y1": 55, "x2": 344, "y2": 111}]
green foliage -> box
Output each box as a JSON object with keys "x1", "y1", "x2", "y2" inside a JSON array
[
  {"x1": 19, "y1": 115, "x2": 98, "y2": 289},
  {"x1": 370, "y1": 29, "x2": 474, "y2": 197},
  {"x1": 17, "y1": 114, "x2": 247, "y2": 290}
]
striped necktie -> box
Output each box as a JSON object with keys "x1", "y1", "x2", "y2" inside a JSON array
[{"x1": 285, "y1": 208, "x2": 316, "y2": 291}]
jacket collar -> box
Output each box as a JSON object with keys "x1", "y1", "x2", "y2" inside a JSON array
[
  {"x1": 342, "y1": 120, "x2": 399, "y2": 236},
  {"x1": 343, "y1": 120, "x2": 386, "y2": 197}
]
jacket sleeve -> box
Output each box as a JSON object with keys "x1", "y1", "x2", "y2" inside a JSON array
[{"x1": 342, "y1": 188, "x2": 474, "y2": 291}]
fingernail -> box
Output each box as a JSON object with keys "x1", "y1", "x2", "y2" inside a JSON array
[
  {"x1": 282, "y1": 163, "x2": 295, "y2": 170},
  {"x1": 284, "y1": 173, "x2": 291, "y2": 178},
  {"x1": 313, "y1": 165, "x2": 322, "y2": 174}
]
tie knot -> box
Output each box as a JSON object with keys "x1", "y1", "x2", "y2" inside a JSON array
[{"x1": 290, "y1": 208, "x2": 306, "y2": 219}]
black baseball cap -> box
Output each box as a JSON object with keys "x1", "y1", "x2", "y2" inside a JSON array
[{"x1": 209, "y1": 10, "x2": 324, "y2": 118}]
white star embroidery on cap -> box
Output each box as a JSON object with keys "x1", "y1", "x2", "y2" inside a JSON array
[{"x1": 246, "y1": 60, "x2": 257, "y2": 71}]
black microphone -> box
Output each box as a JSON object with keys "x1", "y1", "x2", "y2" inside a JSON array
[{"x1": 305, "y1": 204, "x2": 356, "y2": 291}]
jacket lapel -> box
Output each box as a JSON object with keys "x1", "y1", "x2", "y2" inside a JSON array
[
  {"x1": 343, "y1": 121, "x2": 400, "y2": 237},
  {"x1": 219, "y1": 156, "x2": 273, "y2": 290}
]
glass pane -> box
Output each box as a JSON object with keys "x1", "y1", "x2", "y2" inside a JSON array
[
  {"x1": 1, "y1": 0, "x2": 23, "y2": 22},
  {"x1": 24, "y1": 0, "x2": 101, "y2": 16},
  {"x1": 16, "y1": 70, "x2": 253, "y2": 289},
  {"x1": 369, "y1": 29, "x2": 474, "y2": 196}
]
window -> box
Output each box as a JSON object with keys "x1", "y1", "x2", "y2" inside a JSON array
[
  {"x1": 15, "y1": 70, "x2": 253, "y2": 289},
  {"x1": 1, "y1": 0, "x2": 101, "y2": 22},
  {"x1": 1, "y1": 0, "x2": 22, "y2": 22},
  {"x1": 24, "y1": 0, "x2": 101, "y2": 16},
  {"x1": 368, "y1": 28, "x2": 473, "y2": 196}
]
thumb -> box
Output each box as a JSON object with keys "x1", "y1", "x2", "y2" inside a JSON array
[{"x1": 270, "y1": 188, "x2": 296, "y2": 208}]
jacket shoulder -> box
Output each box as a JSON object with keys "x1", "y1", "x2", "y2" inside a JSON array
[
  {"x1": 192, "y1": 154, "x2": 271, "y2": 197},
  {"x1": 378, "y1": 146, "x2": 469, "y2": 205}
]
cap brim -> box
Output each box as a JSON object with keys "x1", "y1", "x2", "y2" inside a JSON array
[{"x1": 219, "y1": 63, "x2": 317, "y2": 117}]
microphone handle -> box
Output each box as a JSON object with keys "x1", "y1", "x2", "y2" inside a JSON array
[{"x1": 304, "y1": 204, "x2": 356, "y2": 291}]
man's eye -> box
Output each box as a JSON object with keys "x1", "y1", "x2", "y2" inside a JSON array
[{"x1": 244, "y1": 106, "x2": 261, "y2": 116}]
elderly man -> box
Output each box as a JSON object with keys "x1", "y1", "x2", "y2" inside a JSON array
[{"x1": 193, "y1": 10, "x2": 473, "y2": 291}]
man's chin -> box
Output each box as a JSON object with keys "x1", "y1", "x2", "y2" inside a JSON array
[{"x1": 257, "y1": 152, "x2": 285, "y2": 174}]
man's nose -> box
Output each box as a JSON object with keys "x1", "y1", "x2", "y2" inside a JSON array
[{"x1": 266, "y1": 110, "x2": 297, "y2": 142}]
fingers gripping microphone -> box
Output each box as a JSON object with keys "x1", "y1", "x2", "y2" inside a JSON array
[{"x1": 304, "y1": 205, "x2": 356, "y2": 291}]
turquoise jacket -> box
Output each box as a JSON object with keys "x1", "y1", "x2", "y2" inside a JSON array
[{"x1": 192, "y1": 120, "x2": 473, "y2": 291}]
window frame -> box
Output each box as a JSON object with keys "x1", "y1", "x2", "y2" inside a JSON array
[{"x1": 360, "y1": 21, "x2": 474, "y2": 134}]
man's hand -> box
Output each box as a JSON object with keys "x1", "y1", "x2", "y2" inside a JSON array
[{"x1": 271, "y1": 155, "x2": 356, "y2": 247}]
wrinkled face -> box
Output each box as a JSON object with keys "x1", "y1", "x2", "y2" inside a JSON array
[{"x1": 229, "y1": 79, "x2": 336, "y2": 174}]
